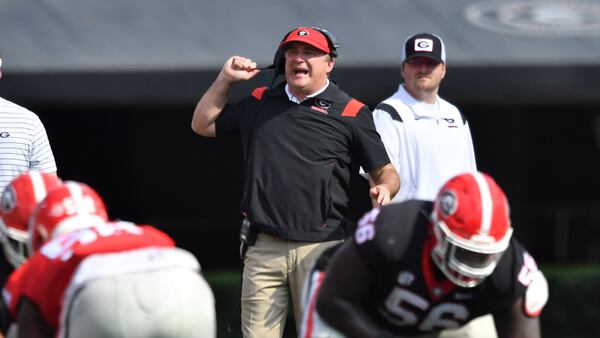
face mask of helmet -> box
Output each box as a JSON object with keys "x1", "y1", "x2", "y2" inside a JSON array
[
  {"x1": 432, "y1": 220, "x2": 512, "y2": 287},
  {"x1": 0, "y1": 218, "x2": 28, "y2": 267}
]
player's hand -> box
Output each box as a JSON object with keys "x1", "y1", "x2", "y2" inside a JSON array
[
  {"x1": 220, "y1": 56, "x2": 260, "y2": 83},
  {"x1": 370, "y1": 185, "x2": 392, "y2": 206}
]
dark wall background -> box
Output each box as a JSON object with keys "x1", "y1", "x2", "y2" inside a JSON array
[
  {"x1": 1, "y1": 64, "x2": 598, "y2": 269},
  {"x1": 15, "y1": 71, "x2": 598, "y2": 270},
  {"x1": 31, "y1": 105, "x2": 244, "y2": 269}
]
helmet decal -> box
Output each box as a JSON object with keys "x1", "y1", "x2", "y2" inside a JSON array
[
  {"x1": 0, "y1": 171, "x2": 62, "y2": 267},
  {"x1": 439, "y1": 191, "x2": 457, "y2": 217},
  {"x1": 1, "y1": 186, "x2": 16, "y2": 212},
  {"x1": 431, "y1": 171, "x2": 512, "y2": 288}
]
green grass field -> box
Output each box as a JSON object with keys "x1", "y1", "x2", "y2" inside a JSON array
[{"x1": 204, "y1": 265, "x2": 600, "y2": 338}]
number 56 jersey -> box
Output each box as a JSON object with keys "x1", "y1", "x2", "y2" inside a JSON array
[{"x1": 353, "y1": 201, "x2": 547, "y2": 336}]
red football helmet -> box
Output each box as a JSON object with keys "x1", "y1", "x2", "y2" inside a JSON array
[
  {"x1": 27, "y1": 181, "x2": 109, "y2": 254},
  {"x1": 0, "y1": 171, "x2": 62, "y2": 267},
  {"x1": 431, "y1": 172, "x2": 512, "y2": 287}
]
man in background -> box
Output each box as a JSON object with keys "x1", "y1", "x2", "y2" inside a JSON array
[
  {"x1": 0, "y1": 54, "x2": 57, "y2": 196},
  {"x1": 365, "y1": 32, "x2": 476, "y2": 204},
  {"x1": 0, "y1": 53, "x2": 58, "y2": 288}
]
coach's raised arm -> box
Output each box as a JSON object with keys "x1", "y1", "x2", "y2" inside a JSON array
[{"x1": 191, "y1": 56, "x2": 260, "y2": 137}]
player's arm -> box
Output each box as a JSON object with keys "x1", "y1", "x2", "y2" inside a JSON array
[
  {"x1": 191, "y1": 56, "x2": 260, "y2": 137},
  {"x1": 493, "y1": 296, "x2": 541, "y2": 338},
  {"x1": 0, "y1": 296, "x2": 18, "y2": 338},
  {"x1": 316, "y1": 242, "x2": 389, "y2": 338},
  {"x1": 0, "y1": 298, "x2": 9, "y2": 337},
  {"x1": 16, "y1": 297, "x2": 52, "y2": 338},
  {"x1": 494, "y1": 264, "x2": 548, "y2": 338}
]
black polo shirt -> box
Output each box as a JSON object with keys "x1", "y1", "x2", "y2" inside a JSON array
[{"x1": 216, "y1": 82, "x2": 390, "y2": 241}]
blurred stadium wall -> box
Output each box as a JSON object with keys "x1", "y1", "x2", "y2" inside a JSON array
[{"x1": 1, "y1": 0, "x2": 599, "y2": 269}]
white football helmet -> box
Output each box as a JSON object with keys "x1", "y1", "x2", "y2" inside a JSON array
[
  {"x1": 431, "y1": 172, "x2": 512, "y2": 288},
  {"x1": 27, "y1": 181, "x2": 108, "y2": 255},
  {"x1": 0, "y1": 171, "x2": 62, "y2": 267}
]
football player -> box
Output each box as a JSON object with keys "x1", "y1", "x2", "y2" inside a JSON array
[
  {"x1": 2, "y1": 181, "x2": 216, "y2": 338},
  {"x1": 312, "y1": 172, "x2": 548, "y2": 338},
  {"x1": 0, "y1": 171, "x2": 63, "y2": 338}
]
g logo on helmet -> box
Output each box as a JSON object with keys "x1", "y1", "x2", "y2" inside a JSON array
[
  {"x1": 439, "y1": 191, "x2": 457, "y2": 217},
  {"x1": 298, "y1": 30, "x2": 309, "y2": 36},
  {"x1": 0, "y1": 187, "x2": 16, "y2": 212}
]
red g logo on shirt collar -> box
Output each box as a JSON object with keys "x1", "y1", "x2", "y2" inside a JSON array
[{"x1": 311, "y1": 99, "x2": 332, "y2": 115}]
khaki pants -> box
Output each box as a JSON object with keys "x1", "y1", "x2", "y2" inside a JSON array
[{"x1": 241, "y1": 232, "x2": 342, "y2": 338}]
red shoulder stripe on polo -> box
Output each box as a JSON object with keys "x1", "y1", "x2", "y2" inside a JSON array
[
  {"x1": 251, "y1": 87, "x2": 268, "y2": 100},
  {"x1": 341, "y1": 99, "x2": 365, "y2": 117}
]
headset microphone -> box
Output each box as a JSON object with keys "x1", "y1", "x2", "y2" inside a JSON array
[{"x1": 257, "y1": 64, "x2": 275, "y2": 71}]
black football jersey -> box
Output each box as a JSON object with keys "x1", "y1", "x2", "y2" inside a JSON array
[{"x1": 350, "y1": 201, "x2": 539, "y2": 335}]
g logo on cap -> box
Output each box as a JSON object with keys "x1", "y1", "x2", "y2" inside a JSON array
[{"x1": 414, "y1": 38, "x2": 434, "y2": 52}]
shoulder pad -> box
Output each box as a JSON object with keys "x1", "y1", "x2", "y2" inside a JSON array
[
  {"x1": 251, "y1": 87, "x2": 268, "y2": 101},
  {"x1": 524, "y1": 270, "x2": 548, "y2": 317},
  {"x1": 375, "y1": 103, "x2": 403, "y2": 122},
  {"x1": 341, "y1": 99, "x2": 365, "y2": 117},
  {"x1": 372, "y1": 201, "x2": 431, "y2": 260}
]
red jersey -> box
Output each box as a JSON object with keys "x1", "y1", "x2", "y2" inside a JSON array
[{"x1": 3, "y1": 221, "x2": 174, "y2": 330}]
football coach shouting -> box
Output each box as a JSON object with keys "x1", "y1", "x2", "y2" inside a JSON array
[{"x1": 191, "y1": 26, "x2": 399, "y2": 338}]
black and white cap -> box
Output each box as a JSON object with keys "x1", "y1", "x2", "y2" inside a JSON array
[{"x1": 401, "y1": 33, "x2": 446, "y2": 63}]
